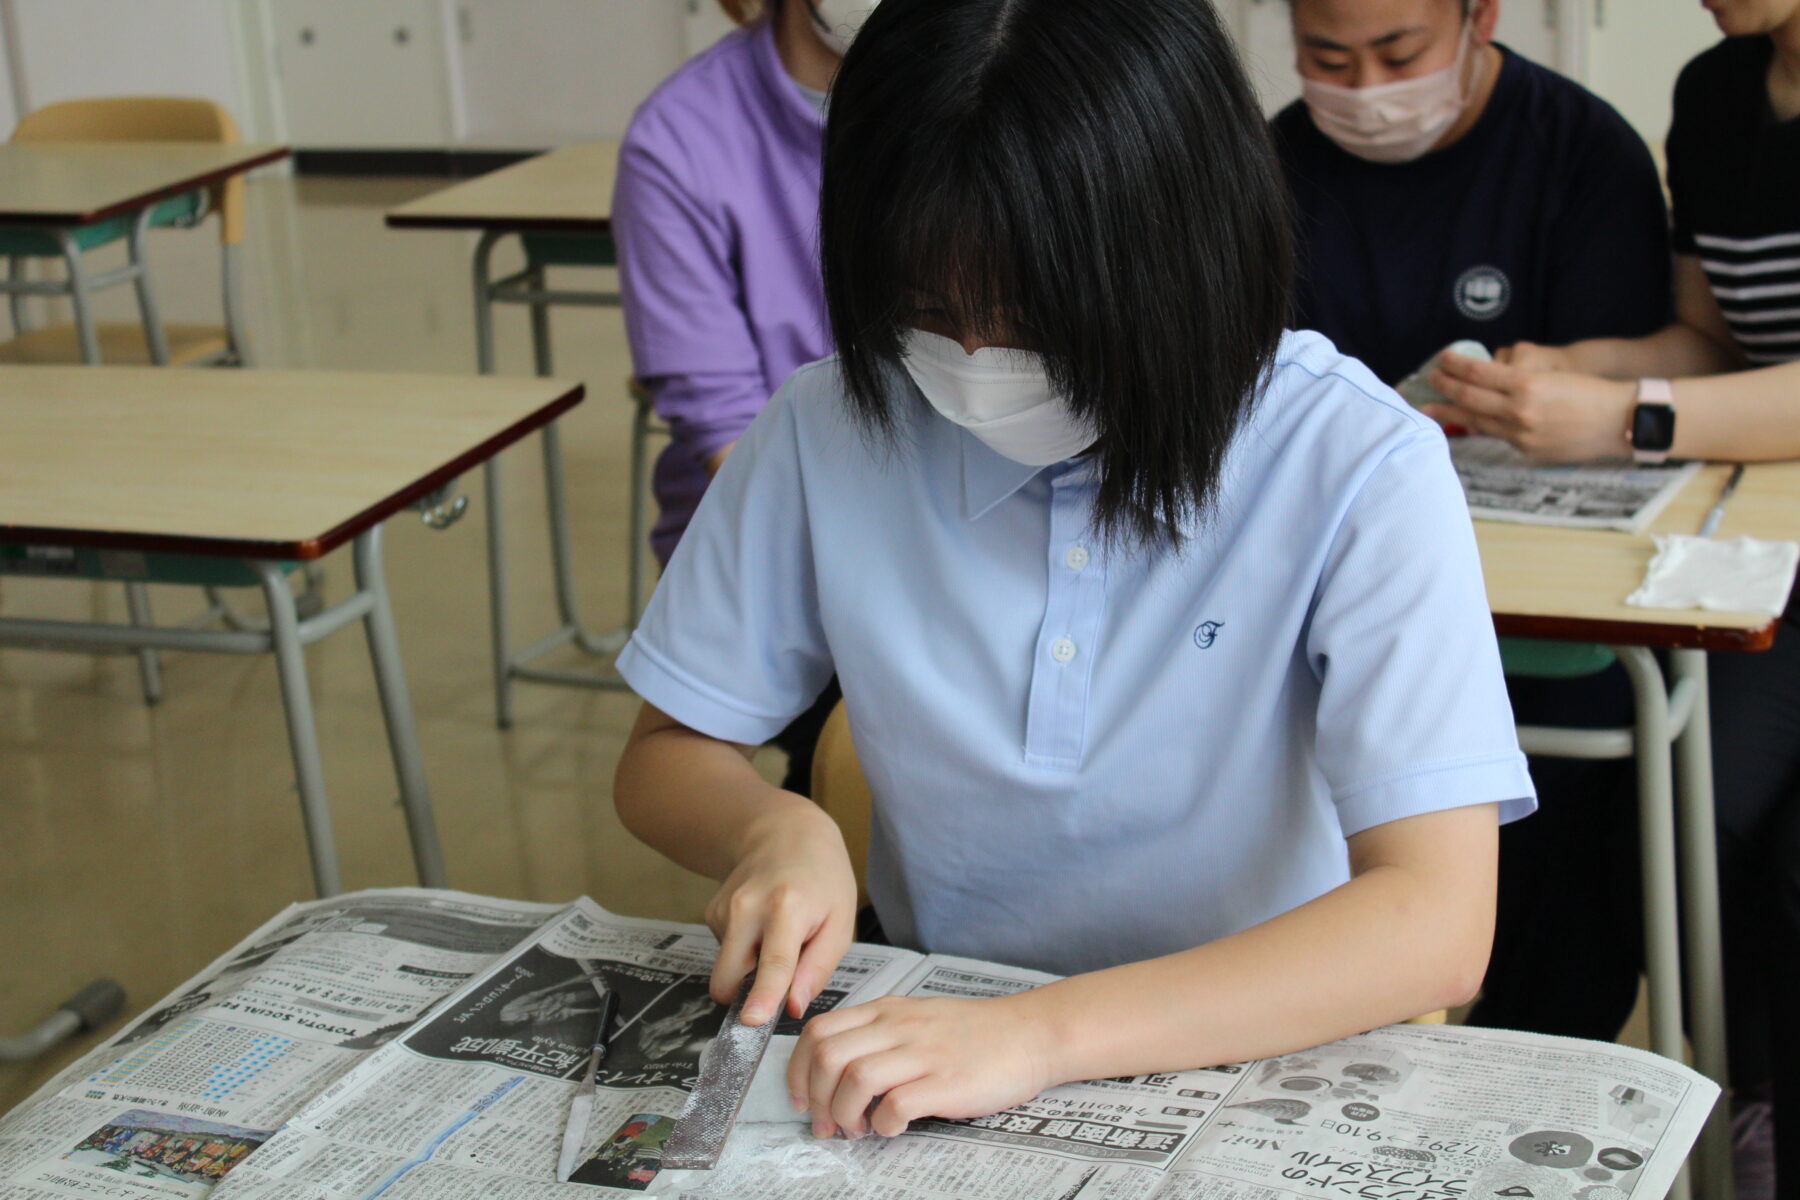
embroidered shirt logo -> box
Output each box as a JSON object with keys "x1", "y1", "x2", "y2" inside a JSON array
[
  {"x1": 1454, "y1": 266, "x2": 1511, "y2": 321},
  {"x1": 1193, "y1": 621, "x2": 1225, "y2": 650}
]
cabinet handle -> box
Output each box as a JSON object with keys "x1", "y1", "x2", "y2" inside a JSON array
[
  {"x1": 393, "y1": 26, "x2": 411, "y2": 45},
  {"x1": 458, "y1": 6, "x2": 473, "y2": 42},
  {"x1": 299, "y1": 26, "x2": 314, "y2": 45}
]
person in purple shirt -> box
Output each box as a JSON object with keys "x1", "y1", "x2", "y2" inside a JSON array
[
  {"x1": 613, "y1": 0, "x2": 867, "y2": 562},
  {"x1": 613, "y1": 0, "x2": 875, "y2": 789}
]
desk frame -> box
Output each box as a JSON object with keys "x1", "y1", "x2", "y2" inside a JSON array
[
  {"x1": 0, "y1": 525, "x2": 441, "y2": 897},
  {"x1": 1498, "y1": 631, "x2": 1751, "y2": 1200}
]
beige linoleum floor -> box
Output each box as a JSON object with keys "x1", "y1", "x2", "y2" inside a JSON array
[{"x1": 0, "y1": 173, "x2": 761, "y2": 1113}]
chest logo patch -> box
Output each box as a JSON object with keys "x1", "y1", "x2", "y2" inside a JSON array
[
  {"x1": 1454, "y1": 266, "x2": 1511, "y2": 321},
  {"x1": 1193, "y1": 621, "x2": 1225, "y2": 650}
]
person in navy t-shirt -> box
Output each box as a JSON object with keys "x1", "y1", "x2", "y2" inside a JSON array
[
  {"x1": 1270, "y1": 0, "x2": 1676, "y2": 1058},
  {"x1": 1271, "y1": 0, "x2": 1671, "y2": 387}
]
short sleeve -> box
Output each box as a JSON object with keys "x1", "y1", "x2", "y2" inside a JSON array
[
  {"x1": 615, "y1": 373, "x2": 834, "y2": 744},
  {"x1": 612, "y1": 120, "x2": 784, "y2": 459},
  {"x1": 1306, "y1": 434, "x2": 1536, "y2": 835}
]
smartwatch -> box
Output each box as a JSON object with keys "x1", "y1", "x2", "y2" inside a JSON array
[{"x1": 1629, "y1": 379, "x2": 1676, "y2": 464}]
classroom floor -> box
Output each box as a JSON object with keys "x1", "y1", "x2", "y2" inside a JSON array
[{"x1": 0, "y1": 173, "x2": 761, "y2": 1112}]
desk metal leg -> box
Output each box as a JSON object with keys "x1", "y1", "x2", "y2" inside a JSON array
[
  {"x1": 257, "y1": 559, "x2": 341, "y2": 897},
  {"x1": 123, "y1": 582, "x2": 163, "y2": 705},
  {"x1": 1616, "y1": 645, "x2": 1690, "y2": 1200},
  {"x1": 527, "y1": 266, "x2": 609, "y2": 655},
  {"x1": 126, "y1": 207, "x2": 170, "y2": 366},
  {"x1": 630, "y1": 386, "x2": 654, "y2": 629},
  {"x1": 471, "y1": 235, "x2": 633, "y2": 725},
  {"x1": 484, "y1": 457, "x2": 514, "y2": 729},
  {"x1": 7, "y1": 255, "x2": 29, "y2": 334},
  {"x1": 1673, "y1": 648, "x2": 1733, "y2": 1200},
  {"x1": 58, "y1": 231, "x2": 102, "y2": 365},
  {"x1": 472, "y1": 231, "x2": 517, "y2": 727},
  {"x1": 352, "y1": 527, "x2": 446, "y2": 889}
]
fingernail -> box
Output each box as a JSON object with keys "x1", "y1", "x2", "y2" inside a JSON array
[
  {"x1": 790, "y1": 1093, "x2": 807, "y2": 1113},
  {"x1": 793, "y1": 989, "x2": 811, "y2": 1013},
  {"x1": 742, "y1": 1003, "x2": 766, "y2": 1025},
  {"x1": 811, "y1": 1120, "x2": 830, "y2": 1139}
]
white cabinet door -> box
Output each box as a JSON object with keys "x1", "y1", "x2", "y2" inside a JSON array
[
  {"x1": 1494, "y1": 0, "x2": 1560, "y2": 69},
  {"x1": 1235, "y1": 0, "x2": 1301, "y2": 117},
  {"x1": 1585, "y1": 0, "x2": 1718, "y2": 149},
  {"x1": 270, "y1": 0, "x2": 453, "y2": 148},
  {"x1": 453, "y1": 0, "x2": 683, "y2": 146},
  {"x1": 683, "y1": 0, "x2": 741, "y2": 57}
]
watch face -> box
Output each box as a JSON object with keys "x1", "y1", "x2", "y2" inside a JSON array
[{"x1": 1632, "y1": 403, "x2": 1676, "y2": 453}]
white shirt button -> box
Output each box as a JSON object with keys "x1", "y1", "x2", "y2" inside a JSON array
[
  {"x1": 1050, "y1": 637, "x2": 1077, "y2": 664},
  {"x1": 1065, "y1": 545, "x2": 1090, "y2": 571}
]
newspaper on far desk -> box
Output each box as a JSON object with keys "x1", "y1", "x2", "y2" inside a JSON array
[
  {"x1": 0, "y1": 890, "x2": 1719, "y2": 1200},
  {"x1": 1450, "y1": 436, "x2": 1703, "y2": 533}
]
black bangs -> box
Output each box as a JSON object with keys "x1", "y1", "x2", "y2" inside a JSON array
[{"x1": 821, "y1": 0, "x2": 1294, "y2": 550}]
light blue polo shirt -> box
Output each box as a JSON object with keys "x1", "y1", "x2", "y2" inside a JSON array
[{"x1": 617, "y1": 330, "x2": 1535, "y2": 977}]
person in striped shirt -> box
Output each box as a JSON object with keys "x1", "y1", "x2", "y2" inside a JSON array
[{"x1": 1428, "y1": 8, "x2": 1800, "y2": 1194}]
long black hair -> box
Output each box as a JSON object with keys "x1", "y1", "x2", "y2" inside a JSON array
[{"x1": 822, "y1": 0, "x2": 1292, "y2": 549}]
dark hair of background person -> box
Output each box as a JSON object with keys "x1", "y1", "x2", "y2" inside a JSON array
[
  {"x1": 1287, "y1": 0, "x2": 1475, "y2": 14},
  {"x1": 821, "y1": 0, "x2": 1294, "y2": 550}
]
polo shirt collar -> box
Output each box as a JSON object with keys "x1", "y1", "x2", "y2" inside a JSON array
[{"x1": 960, "y1": 428, "x2": 1050, "y2": 520}]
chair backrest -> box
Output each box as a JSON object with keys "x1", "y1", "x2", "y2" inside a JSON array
[
  {"x1": 13, "y1": 98, "x2": 247, "y2": 245},
  {"x1": 810, "y1": 700, "x2": 873, "y2": 909}
]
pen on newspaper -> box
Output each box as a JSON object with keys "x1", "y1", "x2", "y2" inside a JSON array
[
  {"x1": 1698, "y1": 463, "x2": 1747, "y2": 539},
  {"x1": 557, "y1": 984, "x2": 620, "y2": 1183}
]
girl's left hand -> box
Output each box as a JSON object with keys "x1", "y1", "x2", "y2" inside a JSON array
[
  {"x1": 1426, "y1": 351, "x2": 1637, "y2": 462},
  {"x1": 787, "y1": 993, "x2": 1060, "y2": 1139}
]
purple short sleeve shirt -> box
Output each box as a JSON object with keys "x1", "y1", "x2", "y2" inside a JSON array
[{"x1": 612, "y1": 22, "x2": 830, "y2": 562}]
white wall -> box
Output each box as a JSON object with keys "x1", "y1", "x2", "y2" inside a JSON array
[
  {"x1": 1587, "y1": 0, "x2": 1719, "y2": 151},
  {"x1": 5, "y1": 0, "x2": 242, "y2": 119},
  {"x1": 455, "y1": 0, "x2": 684, "y2": 147}
]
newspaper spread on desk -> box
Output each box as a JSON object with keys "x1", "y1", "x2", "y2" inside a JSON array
[
  {"x1": 1449, "y1": 435, "x2": 1703, "y2": 533},
  {"x1": 1, "y1": 889, "x2": 1718, "y2": 1200}
]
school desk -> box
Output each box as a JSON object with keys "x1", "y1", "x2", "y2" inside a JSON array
[
  {"x1": 386, "y1": 141, "x2": 650, "y2": 729},
  {"x1": 0, "y1": 364, "x2": 584, "y2": 897},
  {"x1": 1477, "y1": 460, "x2": 1800, "y2": 1200},
  {"x1": 0, "y1": 141, "x2": 289, "y2": 364}
]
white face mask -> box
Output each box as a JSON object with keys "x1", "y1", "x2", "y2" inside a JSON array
[
  {"x1": 1300, "y1": 22, "x2": 1476, "y2": 164},
  {"x1": 899, "y1": 329, "x2": 1094, "y2": 467},
  {"x1": 808, "y1": 0, "x2": 881, "y2": 54}
]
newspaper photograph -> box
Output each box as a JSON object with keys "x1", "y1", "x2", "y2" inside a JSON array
[
  {"x1": 0, "y1": 889, "x2": 1720, "y2": 1200},
  {"x1": 1449, "y1": 435, "x2": 1702, "y2": 533}
]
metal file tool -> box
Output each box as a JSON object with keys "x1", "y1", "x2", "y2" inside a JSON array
[
  {"x1": 557, "y1": 966, "x2": 620, "y2": 1183},
  {"x1": 660, "y1": 975, "x2": 776, "y2": 1170}
]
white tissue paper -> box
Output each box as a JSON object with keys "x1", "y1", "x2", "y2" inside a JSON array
[
  {"x1": 1626, "y1": 534, "x2": 1800, "y2": 616},
  {"x1": 1395, "y1": 339, "x2": 1491, "y2": 410}
]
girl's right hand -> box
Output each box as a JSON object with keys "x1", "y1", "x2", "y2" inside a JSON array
[{"x1": 705, "y1": 799, "x2": 858, "y2": 1027}]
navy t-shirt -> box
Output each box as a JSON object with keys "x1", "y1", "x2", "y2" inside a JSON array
[{"x1": 1272, "y1": 46, "x2": 1672, "y2": 385}]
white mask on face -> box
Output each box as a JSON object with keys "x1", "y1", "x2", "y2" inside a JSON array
[
  {"x1": 1301, "y1": 21, "x2": 1477, "y2": 164},
  {"x1": 899, "y1": 329, "x2": 1094, "y2": 467},
  {"x1": 808, "y1": 0, "x2": 881, "y2": 54}
]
